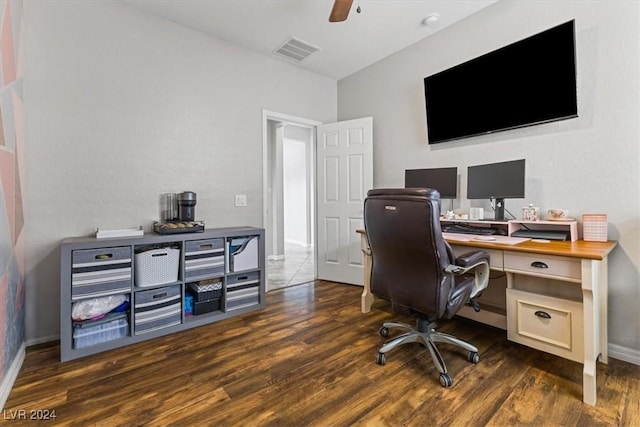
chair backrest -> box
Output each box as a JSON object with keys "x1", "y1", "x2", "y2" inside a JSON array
[{"x1": 363, "y1": 188, "x2": 454, "y2": 319}]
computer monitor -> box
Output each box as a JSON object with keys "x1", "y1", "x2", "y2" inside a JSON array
[
  {"x1": 467, "y1": 159, "x2": 525, "y2": 220},
  {"x1": 404, "y1": 167, "x2": 458, "y2": 199}
]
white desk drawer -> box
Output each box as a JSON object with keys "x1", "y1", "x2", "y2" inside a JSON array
[
  {"x1": 504, "y1": 252, "x2": 580, "y2": 281},
  {"x1": 507, "y1": 289, "x2": 583, "y2": 362},
  {"x1": 451, "y1": 246, "x2": 503, "y2": 270}
]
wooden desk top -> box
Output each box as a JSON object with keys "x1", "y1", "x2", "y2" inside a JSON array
[
  {"x1": 447, "y1": 239, "x2": 617, "y2": 261},
  {"x1": 356, "y1": 229, "x2": 617, "y2": 261}
]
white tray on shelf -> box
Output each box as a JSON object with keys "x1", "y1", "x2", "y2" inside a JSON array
[{"x1": 96, "y1": 227, "x2": 144, "y2": 239}]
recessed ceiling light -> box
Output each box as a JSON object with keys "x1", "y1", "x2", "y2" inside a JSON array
[{"x1": 423, "y1": 13, "x2": 440, "y2": 27}]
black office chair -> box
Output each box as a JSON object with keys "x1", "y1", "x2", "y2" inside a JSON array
[{"x1": 364, "y1": 188, "x2": 490, "y2": 387}]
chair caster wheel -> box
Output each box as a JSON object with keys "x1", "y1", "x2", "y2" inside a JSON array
[
  {"x1": 439, "y1": 373, "x2": 453, "y2": 388},
  {"x1": 468, "y1": 351, "x2": 479, "y2": 364},
  {"x1": 377, "y1": 352, "x2": 386, "y2": 366},
  {"x1": 379, "y1": 327, "x2": 389, "y2": 337}
]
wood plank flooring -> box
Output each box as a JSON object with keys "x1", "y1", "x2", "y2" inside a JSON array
[{"x1": 5, "y1": 281, "x2": 640, "y2": 426}]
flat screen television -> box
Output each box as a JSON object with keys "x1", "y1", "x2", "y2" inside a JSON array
[
  {"x1": 424, "y1": 20, "x2": 577, "y2": 144},
  {"x1": 404, "y1": 167, "x2": 457, "y2": 199},
  {"x1": 467, "y1": 159, "x2": 525, "y2": 220}
]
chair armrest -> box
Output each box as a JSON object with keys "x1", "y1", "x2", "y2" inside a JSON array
[
  {"x1": 455, "y1": 251, "x2": 490, "y2": 268},
  {"x1": 445, "y1": 250, "x2": 490, "y2": 299}
]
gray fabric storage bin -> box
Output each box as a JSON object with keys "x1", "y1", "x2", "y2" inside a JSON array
[
  {"x1": 226, "y1": 271, "x2": 260, "y2": 311},
  {"x1": 184, "y1": 238, "x2": 225, "y2": 280},
  {"x1": 71, "y1": 246, "x2": 132, "y2": 300},
  {"x1": 134, "y1": 284, "x2": 182, "y2": 334}
]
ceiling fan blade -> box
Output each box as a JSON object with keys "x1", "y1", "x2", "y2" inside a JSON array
[{"x1": 329, "y1": 0, "x2": 353, "y2": 22}]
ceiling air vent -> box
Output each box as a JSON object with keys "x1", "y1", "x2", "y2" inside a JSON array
[{"x1": 273, "y1": 37, "x2": 320, "y2": 62}]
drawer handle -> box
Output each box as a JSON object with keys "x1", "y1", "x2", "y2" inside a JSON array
[
  {"x1": 152, "y1": 252, "x2": 168, "y2": 257},
  {"x1": 153, "y1": 292, "x2": 168, "y2": 299},
  {"x1": 531, "y1": 261, "x2": 549, "y2": 269},
  {"x1": 534, "y1": 310, "x2": 551, "y2": 319},
  {"x1": 95, "y1": 253, "x2": 113, "y2": 260},
  {"x1": 237, "y1": 276, "x2": 249, "y2": 281},
  {"x1": 200, "y1": 244, "x2": 213, "y2": 249}
]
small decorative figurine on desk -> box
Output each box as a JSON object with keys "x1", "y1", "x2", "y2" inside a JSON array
[{"x1": 522, "y1": 204, "x2": 540, "y2": 221}]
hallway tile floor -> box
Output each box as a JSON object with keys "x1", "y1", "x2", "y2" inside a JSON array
[{"x1": 267, "y1": 242, "x2": 314, "y2": 291}]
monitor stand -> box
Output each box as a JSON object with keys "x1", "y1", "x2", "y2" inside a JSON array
[{"x1": 493, "y1": 198, "x2": 506, "y2": 221}]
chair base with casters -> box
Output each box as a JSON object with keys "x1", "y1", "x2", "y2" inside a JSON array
[{"x1": 376, "y1": 318, "x2": 479, "y2": 387}]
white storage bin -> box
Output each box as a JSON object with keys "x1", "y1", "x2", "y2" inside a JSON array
[
  {"x1": 227, "y1": 236, "x2": 259, "y2": 272},
  {"x1": 135, "y1": 247, "x2": 180, "y2": 287}
]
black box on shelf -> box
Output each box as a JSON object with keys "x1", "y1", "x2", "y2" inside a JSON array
[
  {"x1": 192, "y1": 298, "x2": 221, "y2": 315},
  {"x1": 187, "y1": 279, "x2": 222, "y2": 302}
]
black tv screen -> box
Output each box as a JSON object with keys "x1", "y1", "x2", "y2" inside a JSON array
[
  {"x1": 424, "y1": 20, "x2": 577, "y2": 144},
  {"x1": 405, "y1": 167, "x2": 457, "y2": 199}
]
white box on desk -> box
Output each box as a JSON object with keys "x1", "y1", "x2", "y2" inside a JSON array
[{"x1": 469, "y1": 208, "x2": 484, "y2": 220}]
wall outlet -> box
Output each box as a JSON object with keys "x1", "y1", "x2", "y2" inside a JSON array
[{"x1": 235, "y1": 194, "x2": 247, "y2": 207}]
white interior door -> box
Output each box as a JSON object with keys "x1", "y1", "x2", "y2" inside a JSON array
[{"x1": 316, "y1": 117, "x2": 373, "y2": 285}]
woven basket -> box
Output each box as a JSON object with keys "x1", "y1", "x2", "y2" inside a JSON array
[{"x1": 135, "y1": 247, "x2": 180, "y2": 287}]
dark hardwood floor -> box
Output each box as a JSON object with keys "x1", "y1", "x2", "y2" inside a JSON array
[{"x1": 5, "y1": 281, "x2": 640, "y2": 426}]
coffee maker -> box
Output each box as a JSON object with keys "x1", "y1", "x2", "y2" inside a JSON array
[
  {"x1": 177, "y1": 191, "x2": 197, "y2": 221},
  {"x1": 161, "y1": 191, "x2": 197, "y2": 222}
]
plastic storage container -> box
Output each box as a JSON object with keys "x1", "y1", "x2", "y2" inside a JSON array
[
  {"x1": 134, "y1": 247, "x2": 180, "y2": 287},
  {"x1": 73, "y1": 316, "x2": 129, "y2": 349},
  {"x1": 582, "y1": 214, "x2": 608, "y2": 242}
]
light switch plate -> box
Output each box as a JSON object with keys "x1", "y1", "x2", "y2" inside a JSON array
[{"x1": 235, "y1": 194, "x2": 247, "y2": 207}]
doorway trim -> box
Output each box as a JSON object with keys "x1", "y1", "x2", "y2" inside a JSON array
[{"x1": 262, "y1": 110, "x2": 321, "y2": 278}]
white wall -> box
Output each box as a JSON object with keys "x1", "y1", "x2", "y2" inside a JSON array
[
  {"x1": 266, "y1": 120, "x2": 282, "y2": 258},
  {"x1": 269, "y1": 123, "x2": 286, "y2": 258},
  {"x1": 338, "y1": 1, "x2": 640, "y2": 352},
  {"x1": 283, "y1": 124, "x2": 312, "y2": 246},
  {"x1": 283, "y1": 137, "x2": 308, "y2": 245},
  {"x1": 24, "y1": 1, "x2": 337, "y2": 341}
]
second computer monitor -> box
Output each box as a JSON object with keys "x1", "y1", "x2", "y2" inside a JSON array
[
  {"x1": 404, "y1": 167, "x2": 458, "y2": 199},
  {"x1": 467, "y1": 159, "x2": 526, "y2": 220}
]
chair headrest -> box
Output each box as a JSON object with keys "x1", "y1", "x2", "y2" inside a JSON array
[{"x1": 367, "y1": 188, "x2": 441, "y2": 201}]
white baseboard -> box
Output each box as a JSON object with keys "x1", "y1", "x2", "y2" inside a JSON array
[
  {"x1": 268, "y1": 254, "x2": 285, "y2": 261},
  {"x1": 0, "y1": 343, "x2": 26, "y2": 411},
  {"x1": 284, "y1": 239, "x2": 310, "y2": 247},
  {"x1": 609, "y1": 343, "x2": 640, "y2": 366}
]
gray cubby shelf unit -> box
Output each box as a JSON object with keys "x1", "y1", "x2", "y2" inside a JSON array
[{"x1": 60, "y1": 226, "x2": 265, "y2": 362}]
